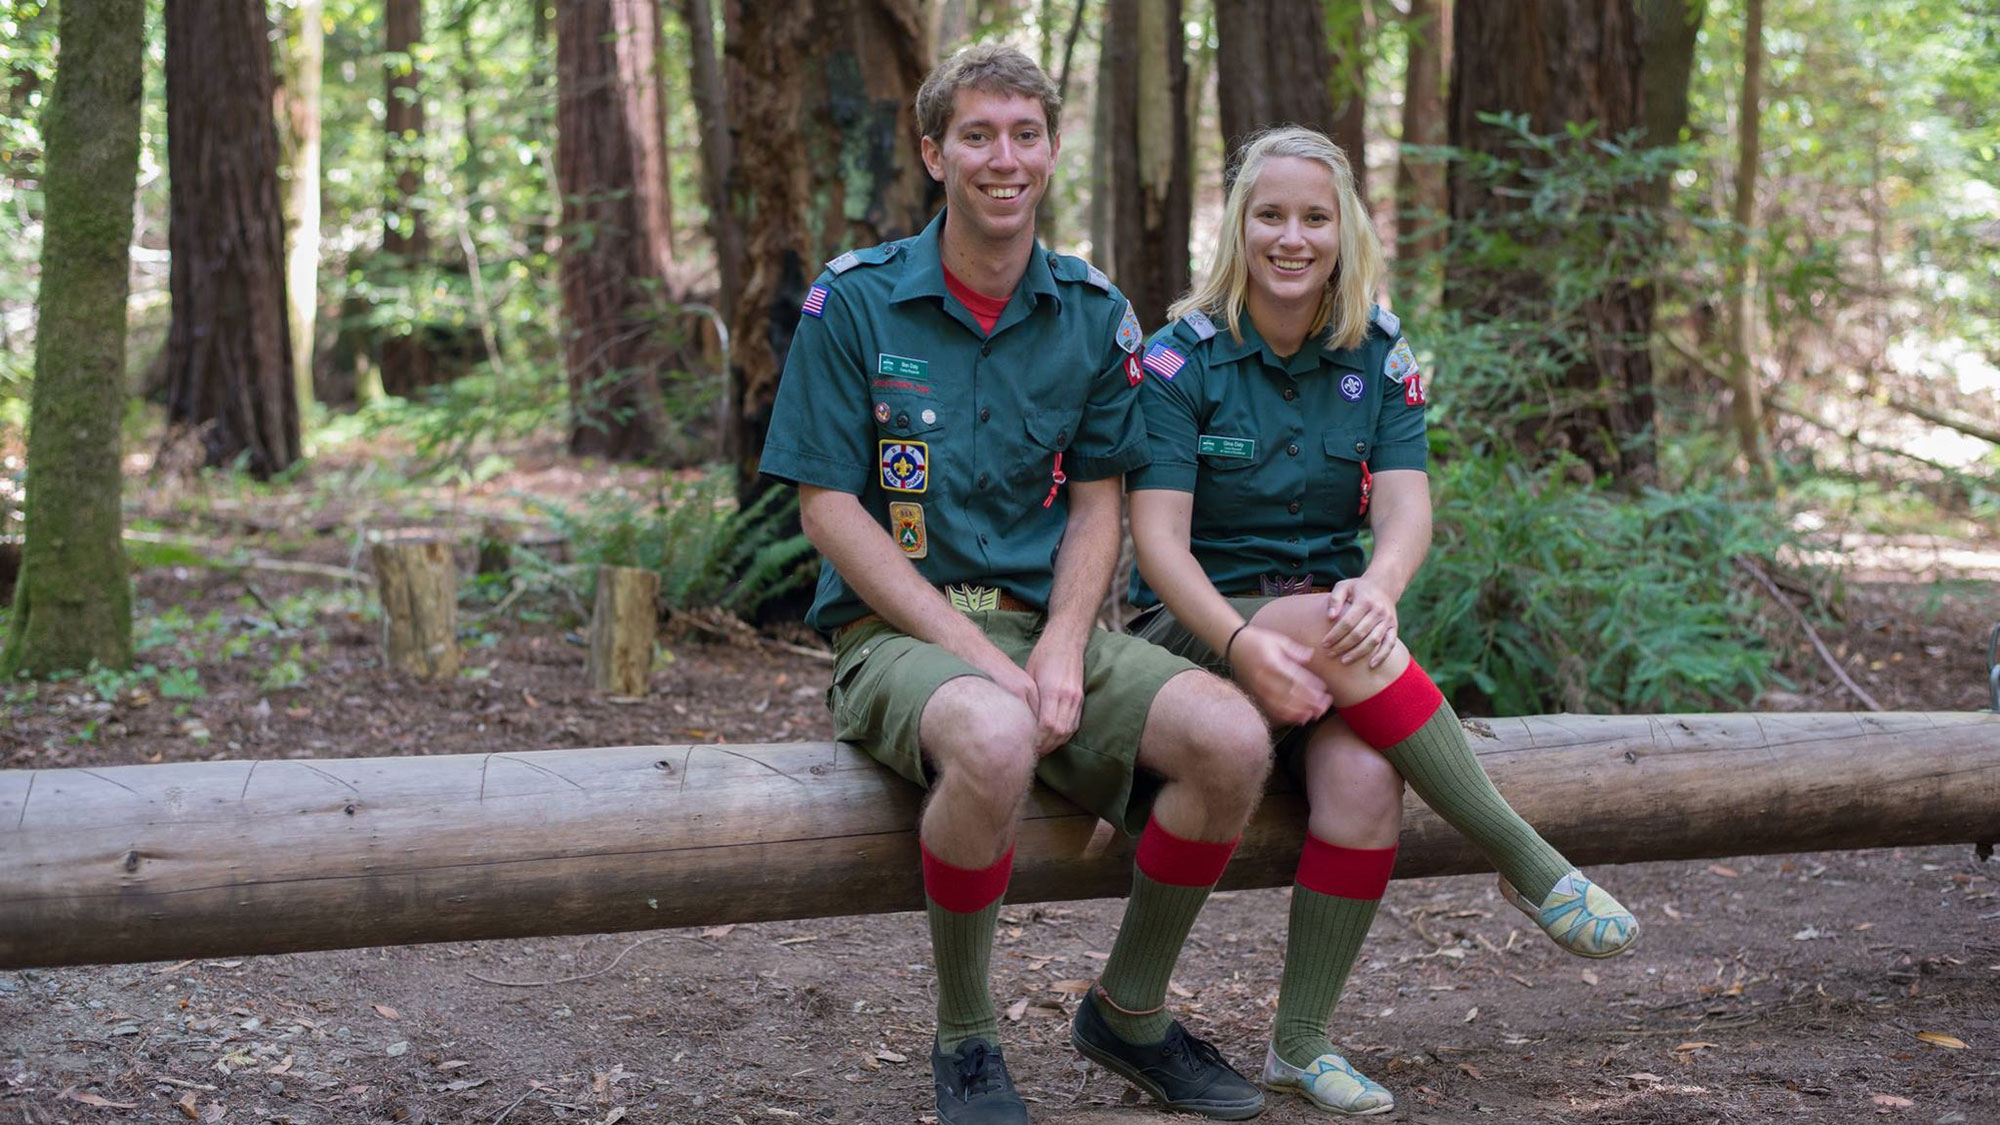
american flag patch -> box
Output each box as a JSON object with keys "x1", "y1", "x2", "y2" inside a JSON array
[
  {"x1": 800, "y1": 285, "x2": 829, "y2": 318},
  {"x1": 1141, "y1": 342, "x2": 1186, "y2": 380}
]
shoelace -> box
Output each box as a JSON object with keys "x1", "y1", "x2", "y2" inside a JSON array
[
  {"x1": 1165, "y1": 1025, "x2": 1228, "y2": 1073},
  {"x1": 953, "y1": 1042, "x2": 1002, "y2": 1096}
]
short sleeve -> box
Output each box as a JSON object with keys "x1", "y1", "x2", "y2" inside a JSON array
[
  {"x1": 1370, "y1": 333, "x2": 1428, "y2": 472},
  {"x1": 1125, "y1": 334, "x2": 1201, "y2": 492},
  {"x1": 1062, "y1": 292, "x2": 1151, "y2": 481},
  {"x1": 758, "y1": 283, "x2": 876, "y2": 493}
]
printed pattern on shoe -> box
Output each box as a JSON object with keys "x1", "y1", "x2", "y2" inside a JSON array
[
  {"x1": 1501, "y1": 870, "x2": 1638, "y2": 959},
  {"x1": 1070, "y1": 989, "x2": 1264, "y2": 1120},
  {"x1": 1261, "y1": 1045, "x2": 1394, "y2": 1116},
  {"x1": 931, "y1": 1038, "x2": 1029, "y2": 1125}
]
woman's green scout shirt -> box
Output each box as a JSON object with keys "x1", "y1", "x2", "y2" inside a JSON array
[
  {"x1": 760, "y1": 210, "x2": 1150, "y2": 634},
  {"x1": 1125, "y1": 305, "x2": 1429, "y2": 607}
]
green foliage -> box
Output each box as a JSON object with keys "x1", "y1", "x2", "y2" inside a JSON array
[
  {"x1": 1400, "y1": 454, "x2": 1790, "y2": 716},
  {"x1": 525, "y1": 469, "x2": 817, "y2": 618}
]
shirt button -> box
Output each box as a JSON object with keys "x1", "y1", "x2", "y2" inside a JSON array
[
  {"x1": 977, "y1": 473, "x2": 990, "y2": 488},
  {"x1": 1286, "y1": 443, "x2": 1300, "y2": 456},
  {"x1": 1283, "y1": 387, "x2": 1297, "y2": 402},
  {"x1": 981, "y1": 343, "x2": 991, "y2": 357},
  {"x1": 1354, "y1": 441, "x2": 1368, "y2": 455},
  {"x1": 979, "y1": 534, "x2": 989, "y2": 546},
  {"x1": 980, "y1": 407, "x2": 991, "y2": 422},
  {"x1": 895, "y1": 412, "x2": 910, "y2": 427},
  {"x1": 1287, "y1": 500, "x2": 1301, "y2": 514},
  {"x1": 1056, "y1": 429, "x2": 1069, "y2": 446}
]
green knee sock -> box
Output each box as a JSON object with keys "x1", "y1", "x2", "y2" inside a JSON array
[
  {"x1": 1379, "y1": 704, "x2": 1573, "y2": 903},
  {"x1": 1273, "y1": 885, "x2": 1381, "y2": 1068},
  {"x1": 1096, "y1": 869, "x2": 1214, "y2": 1044},
  {"x1": 928, "y1": 898, "x2": 1002, "y2": 1052}
]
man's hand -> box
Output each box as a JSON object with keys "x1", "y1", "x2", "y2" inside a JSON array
[
  {"x1": 1321, "y1": 576, "x2": 1399, "y2": 668},
  {"x1": 1230, "y1": 626, "x2": 1332, "y2": 726},
  {"x1": 1023, "y1": 638, "x2": 1086, "y2": 756}
]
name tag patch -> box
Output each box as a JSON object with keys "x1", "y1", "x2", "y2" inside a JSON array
[
  {"x1": 879, "y1": 440, "x2": 930, "y2": 493},
  {"x1": 889, "y1": 501, "x2": 928, "y2": 559},
  {"x1": 1197, "y1": 434, "x2": 1256, "y2": 459},
  {"x1": 878, "y1": 353, "x2": 929, "y2": 381}
]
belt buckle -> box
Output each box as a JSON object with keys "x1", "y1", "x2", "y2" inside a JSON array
[
  {"x1": 1257, "y1": 573, "x2": 1316, "y2": 597},
  {"x1": 945, "y1": 583, "x2": 1002, "y2": 612}
]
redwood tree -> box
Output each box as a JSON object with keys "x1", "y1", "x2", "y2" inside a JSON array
[
  {"x1": 1101, "y1": 0, "x2": 1190, "y2": 330},
  {"x1": 724, "y1": 0, "x2": 935, "y2": 497},
  {"x1": 1214, "y1": 0, "x2": 1335, "y2": 173},
  {"x1": 380, "y1": 0, "x2": 434, "y2": 396},
  {"x1": 556, "y1": 0, "x2": 678, "y2": 460},
  {"x1": 163, "y1": 0, "x2": 299, "y2": 477},
  {"x1": 1395, "y1": 0, "x2": 1449, "y2": 276},
  {"x1": 3, "y1": 0, "x2": 146, "y2": 677},
  {"x1": 1446, "y1": 0, "x2": 1656, "y2": 483}
]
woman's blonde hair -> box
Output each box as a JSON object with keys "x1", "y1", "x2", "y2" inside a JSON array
[{"x1": 1168, "y1": 126, "x2": 1384, "y2": 352}]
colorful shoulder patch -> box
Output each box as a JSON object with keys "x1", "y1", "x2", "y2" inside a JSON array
[
  {"x1": 1142, "y1": 342, "x2": 1187, "y2": 380},
  {"x1": 878, "y1": 440, "x2": 929, "y2": 493},
  {"x1": 1383, "y1": 336, "x2": 1420, "y2": 384},
  {"x1": 800, "y1": 284, "x2": 830, "y2": 318},
  {"x1": 1116, "y1": 302, "x2": 1144, "y2": 354}
]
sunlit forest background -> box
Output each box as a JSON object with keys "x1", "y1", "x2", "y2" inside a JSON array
[{"x1": 0, "y1": 0, "x2": 1995, "y2": 717}]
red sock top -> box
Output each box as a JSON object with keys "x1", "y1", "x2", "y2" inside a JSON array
[
  {"x1": 1134, "y1": 816, "x2": 1239, "y2": 888},
  {"x1": 1295, "y1": 835, "x2": 1398, "y2": 900},
  {"x1": 943, "y1": 264, "x2": 1009, "y2": 334},
  {"x1": 920, "y1": 841, "x2": 1014, "y2": 914},
  {"x1": 1340, "y1": 659, "x2": 1445, "y2": 749}
]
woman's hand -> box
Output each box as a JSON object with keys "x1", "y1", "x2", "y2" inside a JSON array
[
  {"x1": 1321, "y1": 576, "x2": 1399, "y2": 668},
  {"x1": 1230, "y1": 625, "x2": 1333, "y2": 726}
]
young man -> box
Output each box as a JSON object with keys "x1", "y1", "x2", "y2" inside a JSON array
[{"x1": 759, "y1": 44, "x2": 1272, "y2": 1125}]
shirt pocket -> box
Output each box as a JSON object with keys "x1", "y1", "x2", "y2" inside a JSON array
[
  {"x1": 1316, "y1": 428, "x2": 1372, "y2": 530},
  {"x1": 1007, "y1": 406, "x2": 1076, "y2": 484},
  {"x1": 874, "y1": 394, "x2": 945, "y2": 495}
]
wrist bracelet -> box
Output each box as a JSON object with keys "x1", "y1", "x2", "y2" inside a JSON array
[{"x1": 1223, "y1": 622, "x2": 1250, "y2": 665}]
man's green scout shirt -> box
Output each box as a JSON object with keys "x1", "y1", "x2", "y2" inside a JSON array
[
  {"x1": 761, "y1": 210, "x2": 1150, "y2": 634},
  {"x1": 1125, "y1": 306, "x2": 1429, "y2": 607}
]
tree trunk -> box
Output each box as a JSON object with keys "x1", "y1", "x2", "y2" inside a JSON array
[
  {"x1": 1639, "y1": 0, "x2": 1704, "y2": 207},
  {"x1": 1214, "y1": 0, "x2": 1334, "y2": 177},
  {"x1": 1395, "y1": 0, "x2": 1449, "y2": 280},
  {"x1": 1445, "y1": 0, "x2": 1656, "y2": 485},
  {"x1": 4, "y1": 711, "x2": 1994, "y2": 969},
  {"x1": 0, "y1": 0, "x2": 145, "y2": 678},
  {"x1": 585, "y1": 565, "x2": 660, "y2": 695},
  {"x1": 678, "y1": 0, "x2": 741, "y2": 322},
  {"x1": 380, "y1": 0, "x2": 435, "y2": 396},
  {"x1": 1103, "y1": 0, "x2": 1190, "y2": 329},
  {"x1": 724, "y1": 0, "x2": 935, "y2": 500},
  {"x1": 372, "y1": 540, "x2": 459, "y2": 680},
  {"x1": 1725, "y1": 0, "x2": 1771, "y2": 484},
  {"x1": 1325, "y1": 0, "x2": 1369, "y2": 205},
  {"x1": 162, "y1": 0, "x2": 300, "y2": 478},
  {"x1": 556, "y1": 0, "x2": 679, "y2": 461},
  {"x1": 279, "y1": 0, "x2": 325, "y2": 420}
]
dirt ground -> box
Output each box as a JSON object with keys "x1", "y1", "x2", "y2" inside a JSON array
[{"x1": 4, "y1": 450, "x2": 1998, "y2": 1125}]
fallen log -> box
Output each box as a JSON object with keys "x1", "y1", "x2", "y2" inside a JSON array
[{"x1": 2, "y1": 711, "x2": 1995, "y2": 970}]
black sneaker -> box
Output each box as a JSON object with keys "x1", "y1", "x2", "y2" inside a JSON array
[
  {"x1": 931, "y1": 1037, "x2": 1029, "y2": 1125},
  {"x1": 1070, "y1": 989, "x2": 1264, "y2": 1120}
]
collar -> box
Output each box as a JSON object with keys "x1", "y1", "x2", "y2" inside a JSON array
[
  {"x1": 890, "y1": 209, "x2": 1060, "y2": 323},
  {"x1": 1211, "y1": 315, "x2": 1348, "y2": 377}
]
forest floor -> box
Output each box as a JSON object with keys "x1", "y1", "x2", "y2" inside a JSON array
[{"x1": 3, "y1": 439, "x2": 1999, "y2": 1125}]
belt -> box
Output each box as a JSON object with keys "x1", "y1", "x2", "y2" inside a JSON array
[
  {"x1": 1233, "y1": 574, "x2": 1335, "y2": 598},
  {"x1": 837, "y1": 583, "x2": 1034, "y2": 636}
]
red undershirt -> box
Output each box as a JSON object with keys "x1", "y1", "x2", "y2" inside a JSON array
[{"x1": 943, "y1": 264, "x2": 1009, "y2": 335}]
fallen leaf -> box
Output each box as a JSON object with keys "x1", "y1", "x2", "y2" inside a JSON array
[
  {"x1": 438, "y1": 1060, "x2": 470, "y2": 1070},
  {"x1": 522, "y1": 688, "x2": 541, "y2": 708},
  {"x1": 266, "y1": 1055, "x2": 293, "y2": 1076},
  {"x1": 1853, "y1": 922, "x2": 1874, "y2": 931},
  {"x1": 1004, "y1": 998, "x2": 1028, "y2": 1022},
  {"x1": 1916, "y1": 1031, "x2": 1968, "y2": 1049},
  {"x1": 1049, "y1": 979, "x2": 1093, "y2": 996},
  {"x1": 373, "y1": 1004, "x2": 399, "y2": 1020},
  {"x1": 1661, "y1": 903, "x2": 1683, "y2": 919},
  {"x1": 1793, "y1": 926, "x2": 1825, "y2": 941},
  {"x1": 1619, "y1": 1072, "x2": 1666, "y2": 1084},
  {"x1": 603, "y1": 1109, "x2": 627, "y2": 1125},
  {"x1": 154, "y1": 960, "x2": 196, "y2": 976},
  {"x1": 1707, "y1": 864, "x2": 1739, "y2": 878},
  {"x1": 1675, "y1": 1042, "x2": 1719, "y2": 1053},
  {"x1": 202, "y1": 1102, "x2": 225, "y2": 1123},
  {"x1": 177, "y1": 1091, "x2": 200, "y2": 1119},
  {"x1": 701, "y1": 924, "x2": 735, "y2": 939},
  {"x1": 1456, "y1": 1063, "x2": 1483, "y2": 1080},
  {"x1": 874, "y1": 1049, "x2": 907, "y2": 1064},
  {"x1": 1871, "y1": 1094, "x2": 1914, "y2": 1109},
  {"x1": 1169, "y1": 982, "x2": 1194, "y2": 999},
  {"x1": 64, "y1": 1088, "x2": 139, "y2": 1109},
  {"x1": 1463, "y1": 1006, "x2": 1479, "y2": 1023},
  {"x1": 774, "y1": 936, "x2": 818, "y2": 946},
  {"x1": 1581, "y1": 970, "x2": 1599, "y2": 986}
]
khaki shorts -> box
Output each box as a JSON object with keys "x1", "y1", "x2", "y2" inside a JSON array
[
  {"x1": 1128, "y1": 597, "x2": 1319, "y2": 776},
  {"x1": 829, "y1": 609, "x2": 1200, "y2": 836}
]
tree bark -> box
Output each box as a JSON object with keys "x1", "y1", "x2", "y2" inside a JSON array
[
  {"x1": 724, "y1": 0, "x2": 935, "y2": 500},
  {"x1": 1214, "y1": 0, "x2": 1335, "y2": 175},
  {"x1": 380, "y1": 0, "x2": 435, "y2": 396},
  {"x1": 1725, "y1": 0, "x2": 1772, "y2": 484},
  {"x1": 372, "y1": 540, "x2": 459, "y2": 680},
  {"x1": 1445, "y1": 0, "x2": 1656, "y2": 485},
  {"x1": 1103, "y1": 0, "x2": 1190, "y2": 329},
  {"x1": 1, "y1": 0, "x2": 145, "y2": 678},
  {"x1": 3, "y1": 711, "x2": 1994, "y2": 969},
  {"x1": 678, "y1": 0, "x2": 741, "y2": 321},
  {"x1": 585, "y1": 565, "x2": 660, "y2": 695},
  {"x1": 1395, "y1": 0, "x2": 1449, "y2": 278},
  {"x1": 1639, "y1": 0, "x2": 1704, "y2": 208},
  {"x1": 279, "y1": 0, "x2": 325, "y2": 419},
  {"x1": 556, "y1": 0, "x2": 679, "y2": 460},
  {"x1": 1325, "y1": 0, "x2": 1369, "y2": 205},
  {"x1": 162, "y1": 0, "x2": 300, "y2": 478}
]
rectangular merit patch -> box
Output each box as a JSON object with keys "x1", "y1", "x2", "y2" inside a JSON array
[
  {"x1": 1197, "y1": 434, "x2": 1256, "y2": 459},
  {"x1": 877, "y1": 353, "x2": 930, "y2": 381},
  {"x1": 889, "y1": 501, "x2": 927, "y2": 559},
  {"x1": 878, "y1": 440, "x2": 929, "y2": 493}
]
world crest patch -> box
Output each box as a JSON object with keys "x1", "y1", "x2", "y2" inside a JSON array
[{"x1": 878, "y1": 440, "x2": 929, "y2": 493}]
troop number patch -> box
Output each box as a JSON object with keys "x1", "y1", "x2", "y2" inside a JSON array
[{"x1": 879, "y1": 440, "x2": 930, "y2": 493}]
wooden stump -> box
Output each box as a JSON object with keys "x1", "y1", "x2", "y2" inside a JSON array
[
  {"x1": 586, "y1": 564, "x2": 659, "y2": 695},
  {"x1": 372, "y1": 540, "x2": 458, "y2": 680}
]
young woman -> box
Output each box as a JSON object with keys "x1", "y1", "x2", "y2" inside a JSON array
[{"x1": 1125, "y1": 126, "x2": 1637, "y2": 1116}]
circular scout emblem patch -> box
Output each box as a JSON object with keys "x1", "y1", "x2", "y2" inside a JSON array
[
  {"x1": 921, "y1": 408, "x2": 937, "y2": 426},
  {"x1": 874, "y1": 402, "x2": 891, "y2": 425},
  {"x1": 1340, "y1": 373, "x2": 1366, "y2": 401}
]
